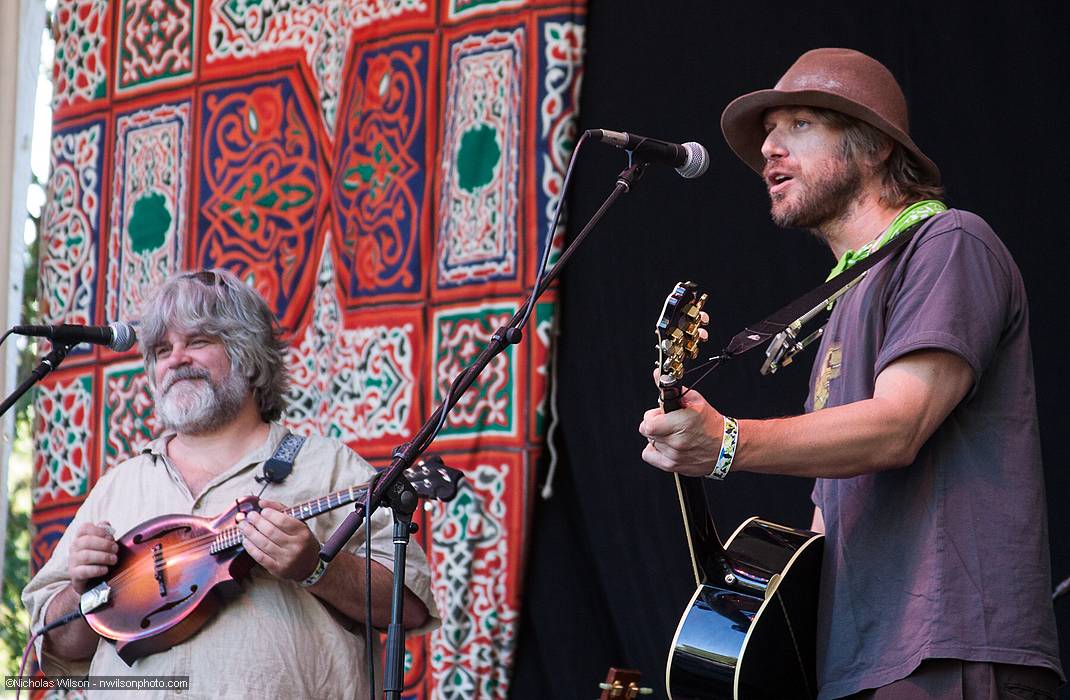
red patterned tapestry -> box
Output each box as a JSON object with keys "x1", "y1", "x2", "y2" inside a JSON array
[{"x1": 32, "y1": 1, "x2": 587, "y2": 696}]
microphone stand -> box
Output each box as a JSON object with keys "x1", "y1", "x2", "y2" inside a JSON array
[
  {"x1": 320, "y1": 160, "x2": 649, "y2": 699},
  {"x1": 0, "y1": 342, "x2": 75, "y2": 418}
]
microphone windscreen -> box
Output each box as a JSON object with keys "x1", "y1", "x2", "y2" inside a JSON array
[
  {"x1": 677, "y1": 142, "x2": 710, "y2": 179},
  {"x1": 109, "y1": 322, "x2": 137, "y2": 352}
]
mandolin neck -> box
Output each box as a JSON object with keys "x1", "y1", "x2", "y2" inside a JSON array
[
  {"x1": 210, "y1": 483, "x2": 371, "y2": 556},
  {"x1": 285, "y1": 484, "x2": 369, "y2": 522}
]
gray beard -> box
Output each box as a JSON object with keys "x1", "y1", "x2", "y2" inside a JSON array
[
  {"x1": 155, "y1": 366, "x2": 249, "y2": 435},
  {"x1": 769, "y1": 157, "x2": 864, "y2": 231}
]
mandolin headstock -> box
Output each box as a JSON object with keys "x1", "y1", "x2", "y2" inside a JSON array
[
  {"x1": 655, "y1": 281, "x2": 709, "y2": 412},
  {"x1": 404, "y1": 455, "x2": 464, "y2": 502}
]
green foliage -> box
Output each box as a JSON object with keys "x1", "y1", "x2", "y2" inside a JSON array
[
  {"x1": 15, "y1": 180, "x2": 41, "y2": 420},
  {"x1": 1, "y1": 167, "x2": 44, "y2": 677},
  {"x1": 1, "y1": 459, "x2": 31, "y2": 677}
]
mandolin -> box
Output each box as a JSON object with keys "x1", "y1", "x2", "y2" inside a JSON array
[
  {"x1": 655, "y1": 281, "x2": 823, "y2": 700},
  {"x1": 79, "y1": 460, "x2": 462, "y2": 665}
]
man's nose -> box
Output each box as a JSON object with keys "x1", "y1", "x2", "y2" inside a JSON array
[
  {"x1": 761, "y1": 130, "x2": 787, "y2": 161},
  {"x1": 167, "y1": 344, "x2": 193, "y2": 366}
]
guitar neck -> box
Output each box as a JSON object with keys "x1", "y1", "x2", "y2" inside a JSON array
[
  {"x1": 661, "y1": 388, "x2": 730, "y2": 585},
  {"x1": 659, "y1": 383, "x2": 683, "y2": 412}
]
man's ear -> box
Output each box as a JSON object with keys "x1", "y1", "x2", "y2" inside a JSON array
[
  {"x1": 861, "y1": 133, "x2": 894, "y2": 170},
  {"x1": 875, "y1": 139, "x2": 894, "y2": 167}
]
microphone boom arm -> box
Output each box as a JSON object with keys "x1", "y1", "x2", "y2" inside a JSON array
[
  {"x1": 0, "y1": 341, "x2": 75, "y2": 418},
  {"x1": 320, "y1": 160, "x2": 649, "y2": 700}
]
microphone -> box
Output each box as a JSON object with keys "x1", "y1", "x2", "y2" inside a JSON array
[
  {"x1": 13, "y1": 322, "x2": 137, "y2": 352},
  {"x1": 587, "y1": 129, "x2": 709, "y2": 179}
]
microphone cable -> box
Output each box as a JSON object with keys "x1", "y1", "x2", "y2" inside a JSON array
[{"x1": 16, "y1": 607, "x2": 85, "y2": 700}]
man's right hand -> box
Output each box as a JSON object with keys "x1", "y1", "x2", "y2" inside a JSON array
[
  {"x1": 68, "y1": 522, "x2": 118, "y2": 594},
  {"x1": 639, "y1": 387, "x2": 727, "y2": 477}
]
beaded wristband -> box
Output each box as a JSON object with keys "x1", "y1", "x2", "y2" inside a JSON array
[
  {"x1": 706, "y1": 416, "x2": 738, "y2": 480},
  {"x1": 299, "y1": 558, "x2": 328, "y2": 588}
]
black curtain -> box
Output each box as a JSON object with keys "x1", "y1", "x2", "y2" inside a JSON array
[{"x1": 512, "y1": 1, "x2": 1070, "y2": 698}]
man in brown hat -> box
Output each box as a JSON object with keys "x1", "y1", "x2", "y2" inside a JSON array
[{"x1": 639, "y1": 48, "x2": 1063, "y2": 698}]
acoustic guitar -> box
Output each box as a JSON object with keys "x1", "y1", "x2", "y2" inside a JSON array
[
  {"x1": 79, "y1": 460, "x2": 462, "y2": 665},
  {"x1": 597, "y1": 667, "x2": 651, "y2": 699},
  {"x1": 655, "y1": 281, "x2": 824, "y2": 700}
]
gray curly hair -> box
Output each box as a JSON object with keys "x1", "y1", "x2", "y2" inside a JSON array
[{"x1": 138, "y1": 269, "x2": 289, "y2": 422}]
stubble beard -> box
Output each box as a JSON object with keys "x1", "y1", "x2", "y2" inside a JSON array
[
  {"x1": 155, "y1": 365, "x2": 249, "y2": 435},
  {"x1": 769, "y1": 156, "x2": 865, "y2": 232}
]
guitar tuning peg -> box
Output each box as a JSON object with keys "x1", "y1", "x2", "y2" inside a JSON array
[{"x1": 597, "y1": 682, "x2": 654, "y2": 698}]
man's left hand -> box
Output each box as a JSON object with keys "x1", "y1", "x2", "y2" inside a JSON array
[
  {"x1": 639, "y1": 387, "x2": 726, "y2": 477},
  {"x1": 239, "y1": 499, "x2": 321, "y2": 582}
]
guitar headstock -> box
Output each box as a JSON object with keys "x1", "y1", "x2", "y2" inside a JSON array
[
  {"x1": 404, "y1": 455, "x2": 464, "y2": 502},
  {"x1": 597, "y1": 668, "x2": 651, "y2": 699},
  {"x1": 655, "y1": 281, "x2": 709, "y2": 411}
]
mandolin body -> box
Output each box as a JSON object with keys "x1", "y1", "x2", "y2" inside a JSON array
[
  {"x1": 84, "y1": 497, "x2": 259, "y2": 665},
  {"x1": 77, "y1": 462, "x2": 461, "y2": 666}
]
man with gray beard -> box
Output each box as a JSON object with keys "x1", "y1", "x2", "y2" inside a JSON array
[
  {"x1": 639, "y1": 49, "x2": 1063, "y2": 698},
  {"x1": 23, "y1": 269, "x2": 438, "y2": 698}
]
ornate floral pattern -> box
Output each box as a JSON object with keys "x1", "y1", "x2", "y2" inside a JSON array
[
  {"x1": 36, "y1": 3, "x2": 587, "y2": 697},
  {"x1": 116, "y1": 0, "x2": 196, "y2": 94},
  {"x1": 52, "y1": 0, "x2": 110, "y2": 111},
  {"x1": 332, "y1": 37, "x2": 429, "y2": 304},
  {"x1": 447, "y1": 0, "x2": 526, "y2": 21},
  {"x1": 40, "y1": 120, "x2": 103, "y2": 332},
  {"x1": 352, "y1": 0, "x2": 430, "y2": 30},
  {"x1": 196, "y1": 71, "x2": 326, "y2": 329},
  {"x1": 431, "y1": 303, "x2": 519, "y2": 442},
  {"x1": 205, "y1": 0, "x2": 347, "y2": 130},
  {"x1": 31, "y1": 505, "x2": 80, "y2": 574},
  {"x1": 536, "y1": 19, "x2": 585, "y2": 270},
  {"x1": 429, "y1": 451, "x2": 525, "y2": 698},
  {"x1": 32, "y1": 371, "x2": 95, "y2": 508},
  {"x1": 437, "y1": 28, "x2": 524, "y2": 290},
  {"x1": 107, "y1": 101, "x2": 190, "y2": 323},
  {"x1": 283, "y1": 241, "x2": 421, "y2": 454},
  {"x1": 101, "y1": 361, "x2": 160, "y2": 474}
]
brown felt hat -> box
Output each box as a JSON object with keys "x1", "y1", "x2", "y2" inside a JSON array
[{"x1": 720, "y1": 48, "x2": 940, "y2": 184}]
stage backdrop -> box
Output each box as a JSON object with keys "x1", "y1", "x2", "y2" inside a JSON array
[
  {"x1": 513, "y1": 2, "x2": 1070, "y2": 698},
  {"x1": 30, "y1": 1, "x2": 586, "y2": 697}
]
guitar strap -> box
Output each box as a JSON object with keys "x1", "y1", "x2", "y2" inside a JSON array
[
  {"x1": 722, "y1": 218, "x2": 928, "y2": 359},
  {"x1": 256, "y1": 432, "x2": 307, "y2": 486}
]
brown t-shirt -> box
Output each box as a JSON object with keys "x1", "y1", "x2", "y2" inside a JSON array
[{"x1": 807, "y1": 209, "x2": 1063, "y2": 699}]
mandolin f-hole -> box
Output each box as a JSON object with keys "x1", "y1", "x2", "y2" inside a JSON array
[
  {"x1": 133, "y1": 525, "x2": 192, "y2": 545},
  {"x1": 141, "y1": 589, "x2": 198, "y2": 628}
]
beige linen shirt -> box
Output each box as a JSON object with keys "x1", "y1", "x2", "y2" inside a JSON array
[{"x1": 22, "y1": 423, "x2": 439, "y2": 699}]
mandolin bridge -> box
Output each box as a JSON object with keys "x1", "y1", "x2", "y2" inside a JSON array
[{"x1": 152, "y1": 543, "x2": 166, "y2": 597}]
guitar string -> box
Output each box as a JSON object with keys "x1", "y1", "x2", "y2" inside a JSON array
[{"x1": 676, "y1": 354, "x2": 728, "y2": 401}]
